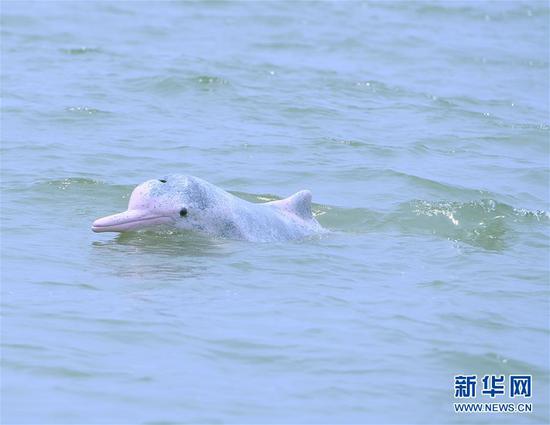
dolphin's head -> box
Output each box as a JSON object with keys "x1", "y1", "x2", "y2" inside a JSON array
[{"x1": 92, "y1": 175, "x2": 217, "y2": 233}]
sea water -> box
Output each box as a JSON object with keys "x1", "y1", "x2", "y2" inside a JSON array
[{"x1": 1, "y1": 1, "x2": 549, "y2": 424}]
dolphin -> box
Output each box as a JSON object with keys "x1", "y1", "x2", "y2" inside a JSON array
[{"x1": 92, "y1": 175, "x2": 325, "y2": 242}]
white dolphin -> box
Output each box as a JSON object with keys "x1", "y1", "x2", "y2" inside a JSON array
[{"x1": 92, "y1": 175, "x2": 325, "y2": 242}]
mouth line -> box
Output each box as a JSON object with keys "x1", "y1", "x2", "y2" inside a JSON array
[{"x1": 92, "y1": 215, "x2": 173, "y2": 232}]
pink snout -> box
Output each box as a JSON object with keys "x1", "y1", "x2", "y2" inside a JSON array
[{"x1": 92, "y1": 209, "x2": 173, "y2": 233}]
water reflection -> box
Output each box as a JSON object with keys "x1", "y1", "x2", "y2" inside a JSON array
[{"x1": 90, "y1": 229, "x2": 235, "y2": 281}]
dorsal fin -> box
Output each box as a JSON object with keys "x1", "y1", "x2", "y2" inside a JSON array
[{"x1": 269, "y1": 190, "x2": 313, "y2": 220}]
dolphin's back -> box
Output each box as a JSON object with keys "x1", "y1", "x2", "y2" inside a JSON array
[
  {"x1": 267, "y1": 190, "x2": 313, "y2": 220},
  {"x1": 168, "y1": 176, "x2": 324, "y2": 242},
  {"x1": 227, "y1": 190, "x2": 322, "y2": 242}
]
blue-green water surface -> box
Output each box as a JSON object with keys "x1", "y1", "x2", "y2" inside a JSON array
[{"x1": 1, "y1": 1, "x2": 549, "y2": 424}]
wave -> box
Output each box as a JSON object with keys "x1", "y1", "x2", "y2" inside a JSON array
[
  {"x1": 319, "y1": 198, "x2": 548, "y2": 251},
  {"x1": 124, "y1": 74, "x2": 230, "y2": 95}
]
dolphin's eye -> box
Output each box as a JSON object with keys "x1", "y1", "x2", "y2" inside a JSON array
[
  {"x1": 179, "y1": 207, "x2": 188, "y2": 217},
  {"x1": 159, "y1": 179, "x2": 167, "y2": 183}
]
